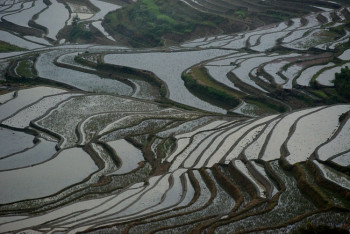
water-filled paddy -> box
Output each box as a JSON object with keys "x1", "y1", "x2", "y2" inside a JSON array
[
  {"x1": 35, "y1": 0, "x2": 69, "y2": 39},
  {"x1": 0, "y1": 30, "x2": 44, "y2": 50},
  {"x1": 0, "y1": 127, "x2": 34, "y2": 158},
  {"x1": 36, "y1": 50, "x2": 133, "y2": 95},
  {"x1": 0, "y1": 138, "x2": 56, "y2": 171},
  {"x1": 107, "y1": 139, "x2": 144, "y2": 175},
  {"x1": 104, "y1": 49, "x2": 233, "y2": 113},
  {"x1": 0, "y1": 147, "x2": 98, "y2": 204}
]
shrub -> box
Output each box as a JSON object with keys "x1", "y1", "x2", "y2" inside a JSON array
[
  {"x1": 68, "y1": 19, "x2": 92, "y2": 42},
  {"x1": 333, "y1": 66, "x2": 350, "y2": 99},
  {"x1": 234, "y1": 10, "x2": 246, "y2": 19}
]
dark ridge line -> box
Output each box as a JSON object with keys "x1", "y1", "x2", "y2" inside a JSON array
[
  {"x1": 35, "y1": 162, "x2": 152, "y2": 218},
  {"x1": 189, "y1": 164, "x2": 244, "y2": 233},
  {"x1": 292, "y1": 163, "x2": 331, "y2": 208},
  {"x1": 143, "y1": 169, "x2": 218, "y2": 234},
  {"x1": 241, "y1": 115, "x2": 281, "y2": 161},
  {"x1": 246, "y1": 161, "x2": 274, "y2": 198},
  {"x1": 123, "y1": 170, "x2": 202, "y2": 233},
  {"x1": 258, "y1": 106, "x2": 326, "y2": 161},
  {"x1": 0, "y1": 90, "x2": 17, "y2": 105},
  {"x1": 1, "y1": 90, "x2": 78, "y2": 126},
  {"x1": 183, "y1": 122, "x2": 241, "y2": 168},
  {"x1": 86, "y1": 169, "x2": 215, "y2": 233},
  {"x1": 0, "y1": 138, "x2": 55, "y2": 172},
  {"x1": 0, "y1": 125, "x2": 39, "y2": 160},
  {"x1": 63, "y1": 174, "x2": 168, "y2": 229},
  {"x1": 0, "y1": 145, "x2": 104, "y2": 211},
  {"x1": 53, "y1": 56, "x2": 137, "y2": 97},
  {"x1": 220, "y1": 115, "x2": 280, "y2": 164},
  {"x1": 307, "y1": 160, "x2": 350, "y2": 200},
  {"x1": 315, "y1": 110, "x2": 350, "y2": 161},
  {"x1": 97, "y1": 110, "x2": 202, "y2": 140},
  {"x1": 178, "y1": 120, "x2": 242, "y2": 168},
  {"x1": 207, "y1": 161, "x2": 289, "y2": 232},
  {"x1": 201, "y1": 119, "x2": 254, "y2": 167},
  {"x1": 83, "y1": 172, "x2": 190, "y2": 228},
  {"x1": 280, "y1": 105, "x2": 339, "y2": 169}
]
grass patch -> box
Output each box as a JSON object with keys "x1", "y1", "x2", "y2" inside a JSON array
[
  {"x1": 234, "y1": 10, "x2": 246, "y2": 19},
  {"x1": 0, "y1": 40, "x2": 26, "y2": 53},
  {"x1": 309, "y1": 89, "x2": 328, "y2": 99},
  {"x1": 245, "y1": 97, "x2": 287, "y2": 113},
  {"x1": 311, "y1": 89, "x2": 328, "y2": 99},
  {"x1": 322, "y1": 88, "x2": 339, "y2": 98},
  {"x1": 329, "y1": 20, "x2": 350, "y2": 35},
  {"x1": 182, "y1": 66, "x2": 241, "y2": 109},
  {"x1": 16, "y1": 60, "x2": 35, "y2": 78},
  {"x1": 189, "y1": 66, "x2": 242, "y2": 98},
  {"x1": 307, "y1": 87, "x2": 342, "y2": 105},
  {"x1": 157, "y1": 137, "x2": 176, "y2": 159}
]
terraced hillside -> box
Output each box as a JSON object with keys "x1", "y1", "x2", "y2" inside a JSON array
[
  {"x1": 0, "y1": 0, "x2": 350, "y2": 233},
  {"x1": 0, "y1": 87, "x2": 349, "y2": 233},
  {"x1": 0, "y1": 0, "x2": 126, "y2": 46},
  {"x1": 0, "y1": 0, "x2": 346, "y2": 47},
  {"x1": 103, "y1": 0, "x2": 345, "y2": 47}
]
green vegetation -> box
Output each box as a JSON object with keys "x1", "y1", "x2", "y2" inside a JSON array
[
  {"x1": 333, "y1": 66, "x2": 350, "y2": 99},
  {"x1": 305, "y1": 87, "x2": 341, "y2": 105},
  {"x1": 103, "y1": 0, "x2": 227, "y2": 47},
  {"x1": 264, "y1": 10, "x2": 294, "y2": 21},
  {"x1": 68, "y1": 17, "x2": 92, "y2": 42},
  {"x1": 234, "y1": 10, "x2": 246, "y2": 19},
  {"x1": 157, "y1": 137, "x2": 176, "y2": 159},
  {"x1": 310, "y1": 89, "x2": 328, "y2": 99},
  {"x1": 0, "y1": 41, "x2": 25, "y2": 53},
  {"x1": 16, "y1": 60, "x2": 35, "y2": 78},
  {"x1": 182, "y1": 66, "x2": 241, "y2": 108},
  {"x1": 245, "y1": 97, "x2": 287, "y2": 113},
  {"x1": 329, "y1": 20, "x2": 350, "y2": 35},
  {"x1": 181, "y1": 66, "x2": 290, "y2": 113}
]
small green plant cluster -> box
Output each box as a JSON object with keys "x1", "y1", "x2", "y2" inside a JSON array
[
  {"x1": 333, "y1": 66, "x2": 350, "y2": 99},
  {"x1": 329, "y1": 20, "x2": 350, "y2": 35},
  {"x1": 68, "y1": 18, "x2": 92, "y2": 42},
  {"x1": 157, "y1": 137, "x2": 175, "y2": 159},
  {"x1": 0, "y1": 40, "x2": 25, "y2": 53},
  {"x1": 234, "y1": 10, "x2": 246, "y2": 19},
  {"x1": 16, "y1": 60, "x2": 35, "y2": 78}
]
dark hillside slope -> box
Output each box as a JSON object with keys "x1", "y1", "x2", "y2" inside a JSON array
[
  {"x1": 103, "y1": 0, "x2": 343, "y2": 47},
  {"x1": 103, "y1": 0, "x2": 249, "y2": 47}
]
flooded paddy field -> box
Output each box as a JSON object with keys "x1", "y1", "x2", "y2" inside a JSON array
[{"x1": 0, "y1": 0, "x2": 350, "y2": 233}]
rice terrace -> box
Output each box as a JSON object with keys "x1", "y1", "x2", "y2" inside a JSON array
[{"x1": 1, "y1": 0, "x2": 350, "y2": 232}]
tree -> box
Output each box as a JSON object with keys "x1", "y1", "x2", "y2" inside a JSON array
[
  {"x1": 333, "y1": 66, "x2": 350, "y2": 99},
  {"x1": 72, "y1": 15, "x2": 80, "y2": 27}
]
